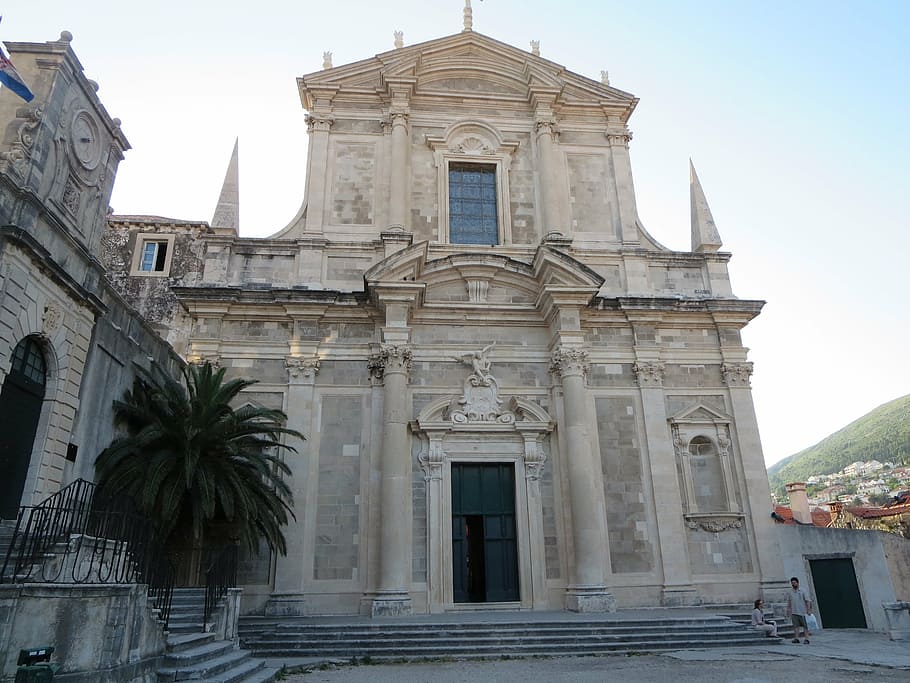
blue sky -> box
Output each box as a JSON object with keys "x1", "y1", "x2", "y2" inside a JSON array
[{"x1": 3, "y1": 1, "x2": 908, "y2": 466}]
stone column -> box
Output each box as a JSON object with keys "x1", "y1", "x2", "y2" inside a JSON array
[
  {"x1": 370, "y1": 343, "x2": 413, "y2": 616},
  {"x1": 606, "y1": 123, "x2": 640, "y2": 243},
  {"x1": 265, "y1": 355, "x2": 319, "y2": 616},
  {"x1": 388, "y1": 111, "x2": 409, "y2": 230},
  {"x1": 550, "y1": 347, "x2": 615, "y2": 612},
  {"x1": 721, "y1": 361, "x2": 787, "y2": 590},
  {"x1": 633, "y1": 359, "x2": 697, "y2": 605},
  {"x1": 304, "y1": 113, "x2": 334, "y2": 232},
  {"x1": 535, "y1": 116, "x2": 561, "y2": 232}
]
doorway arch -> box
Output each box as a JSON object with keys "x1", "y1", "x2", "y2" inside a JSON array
[{"x1": 0, "y1": 337, "x2": 48, "y2": 518}]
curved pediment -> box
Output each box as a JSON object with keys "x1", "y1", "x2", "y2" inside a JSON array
[
  {"x1": 365, "y1": 243, "x2": 604, "y2": 310},
  {"x1": 414, "y1": 394, "x2": 553, "y2": 431}
]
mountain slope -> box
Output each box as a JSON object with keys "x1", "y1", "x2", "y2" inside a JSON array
[{"x1": 767, "y1": 393, "x2": 910, "y2": 495}]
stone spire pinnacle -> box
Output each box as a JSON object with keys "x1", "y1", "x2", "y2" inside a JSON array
[
  {"x1": 463, "y1": 0, "x2": 473, "y2": 32},
  {"x1": 211, "y1": 138, "x2": 239, "y2": 233},
  {"x1": 689, "y1": 159, "x2": 722, "y2": 253}
]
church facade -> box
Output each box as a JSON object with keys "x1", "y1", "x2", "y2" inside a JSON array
[{"x1": 153, "y1": 22, "x2": 786, "y2": 617}]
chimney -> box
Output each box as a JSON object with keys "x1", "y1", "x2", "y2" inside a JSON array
[{"x1": 786, "y1": 482, "x2": 812, "y2": 524}]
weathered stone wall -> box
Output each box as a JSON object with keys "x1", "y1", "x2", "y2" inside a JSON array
[
  {"x1": 314, "y1": 395, "x2": 364, "y2": 581},
  {"x1": 0, "y1": 583, "x2": 165, "y2": 683},
  {"x1": 595, "y1": 396, "x2": 654, "y2": 573},
  {"x1": 776, "y1": 525, "x2": 906, "y2": 632}
]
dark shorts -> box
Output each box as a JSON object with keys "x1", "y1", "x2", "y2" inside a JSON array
[{"x1": 791, "y1": 614, "x2": 808, "y2": 628}]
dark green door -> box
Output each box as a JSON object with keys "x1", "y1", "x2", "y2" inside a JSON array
[
  {"x1": 452, "y1": 463, "x2": 519, "y2": 603},
  {"x1": 809, "y1": 558, "x2": 867, "y2": 628},
  {"x1": 0, "y1": 338, "x2": 47, "y2": 519}
]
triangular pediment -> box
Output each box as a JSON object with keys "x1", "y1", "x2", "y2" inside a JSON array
[
  {"x1": 668, "y1": 402, "x2": 732, "y2": 424},
  {"x1": 299, "y1": 31, "x2": 637, "y2": 115}
]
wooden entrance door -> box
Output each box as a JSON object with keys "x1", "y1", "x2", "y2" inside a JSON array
[
  {"x1": 809, "y1": 558, "x2": 867, "y2": 628},
  {"x1": 451, "y1": 463, "x2": 519, "y2": 603},
  {"x1": 0, "y1": 338, "x2": 47, "y2": 518}
]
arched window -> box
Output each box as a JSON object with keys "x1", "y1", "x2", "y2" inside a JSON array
[
  {"x1": 0, "y1": 337, "x2": 48, "y2": 516},
  {"x1": 688, "y1": 435, "x2": 727, "y2": 512}
]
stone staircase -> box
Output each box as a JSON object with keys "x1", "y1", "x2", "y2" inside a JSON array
[
  {"x1": 238, "y1": 611, "x2": 773, "y2": 662},
  {"x1": 157, "y1": 588, "x2": 278, "y2": 683}
]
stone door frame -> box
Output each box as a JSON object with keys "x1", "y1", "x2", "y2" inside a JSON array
[{"x1": 413, "y1": 396, "x2": 553, "y2": 613}]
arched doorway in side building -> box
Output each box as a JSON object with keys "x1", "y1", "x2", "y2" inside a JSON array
[{"x1": 0, "y1": 337, "x2": 47, "y2": 519}]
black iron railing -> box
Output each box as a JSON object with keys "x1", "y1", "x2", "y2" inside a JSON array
[
  {"x1": 203, "y1": 544, "x2": 239, "y2": 627},
  {"x1": 0, "y1": 479, "x2": 176, "y2": 628}
]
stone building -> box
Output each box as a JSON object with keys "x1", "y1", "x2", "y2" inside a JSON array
[
  {"x1": 143, "y1": 16, "x2": 789, "y2": 617},
  {"x1": 0, "y1": 32, "x2": 179, "y2": 518}
]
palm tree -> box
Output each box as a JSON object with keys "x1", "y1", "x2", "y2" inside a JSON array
[{"x1": 95, "y1": 362, "x2": 303, "y2": 555}]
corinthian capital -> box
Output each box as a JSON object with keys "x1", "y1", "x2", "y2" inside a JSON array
[
  {"x1": 606, "y1": 129, "x2": 633, "y2": 146},
  {"x1": 286, "y1": 355, "x2": 320, "y2": 380},
  {"x1": 535, "y1": 117, "x2": 559, "y2": 139},
  {"x1": 549, "y1": 346, "x2": 589, "y2": 379},
  {"x1": 632, "y1": 360, "x2": 665, "y2": 387},
  {"x1": 368, "y1": 343, "x2": 413, "y2": 383},
  {"x1": 721, "y1": 362, "x2": 753, "y2": 387},
  {"x1": 305, "y1": 113, "x2": 335, "y2": 132}
]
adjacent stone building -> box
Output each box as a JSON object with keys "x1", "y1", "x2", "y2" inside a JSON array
[
  {"x1": 0, "y1": 33, "x2": 180, "y2": 517},
  {"x1": 136, "y1": 19, "x2": 790, "y2": 616}
]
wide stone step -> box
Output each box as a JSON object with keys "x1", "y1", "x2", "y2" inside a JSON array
[
  {"x1": 167, "y1": 632, "x2": 216, "y2": 653},
  {"x1": 189, "y1": 656, "x2": 265, "y2": 683},
  {"x1": 162, "y1": 640, "x2": 237, "y2": 667},
  {"x1": 158, "y1": 647, "x2": 249, "y2": 680},
  {"x1": 252, "y1": 635, "x2": 769, "y2": 661}
]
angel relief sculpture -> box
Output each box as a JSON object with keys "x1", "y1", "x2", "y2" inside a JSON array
[
  {"x1": 454, "y1": 342, "x2": 496, "y2": 385},
  {"x1": 449, "y1": 342, "x2": 514, "y2": 423}
]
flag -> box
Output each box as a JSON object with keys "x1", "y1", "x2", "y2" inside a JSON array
[{"x1": 0, "y1": 19, "x2": 35, "y2": 102}]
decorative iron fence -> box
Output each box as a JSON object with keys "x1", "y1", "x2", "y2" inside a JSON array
[
  {"x1": 203, "y1": 544, "x2": 239, "y2": 627},
  {"x1": 0, "y1": 479, "x2": 176, "y2": 628}
]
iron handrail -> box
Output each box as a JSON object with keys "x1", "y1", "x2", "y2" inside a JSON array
[
  {"x1": 0, "y1": 478, "x2": 176, "y2": 628},
  {"x1": 203, "y1": 544, "x2": 239, "y2": 628}
]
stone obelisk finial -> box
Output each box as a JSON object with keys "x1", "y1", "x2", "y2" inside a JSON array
[
  {"x1": 211, "y1": 138, "x2": 239, "y2": 233},
  {"x1": 690, "y1": 160, "x2": 723, "y2": 253},
  {"x1": 463, "y1": 0, "x2": 473, "y2": 32}
]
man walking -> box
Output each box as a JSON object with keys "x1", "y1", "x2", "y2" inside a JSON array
[{"x1": 786, "y1": 576, "x2": 813, "y2": 644}]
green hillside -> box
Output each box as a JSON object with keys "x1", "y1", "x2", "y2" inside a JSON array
[{"x1": 767, "y1": 393, "x2": 910, "y2": 497}]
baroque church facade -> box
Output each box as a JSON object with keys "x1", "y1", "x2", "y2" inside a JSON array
[
  {"x1": 151, "y1": 19, "x2": 786, "y2": 616},
  {"x1": 1, "y1": 17, "x2": 787, "y2": 619}
]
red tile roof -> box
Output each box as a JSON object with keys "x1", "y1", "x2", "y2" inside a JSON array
[{"x1": 773, "y1": 505, "x2": 832, "y2": 527}]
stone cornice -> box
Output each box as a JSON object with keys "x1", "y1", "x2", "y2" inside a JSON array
[{"x1": 0, "y1": 226, "x2": 106, "y2": 316}]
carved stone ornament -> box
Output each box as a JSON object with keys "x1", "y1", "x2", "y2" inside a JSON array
[
  {"x1": 606, "y1": 129, "x2": 633, "y2": 145},
  {"x1": 523, "y1": 437, "x2": 547, "y2": 481},
  {"x1": 286, "y1": 356, "x2": 320, "y2": 379},
  {"x1": 721, "y1": 362, "x2": 753, "y2": 387},
  {"x1": 189, "y1": 354, "x2": 221, "y2": 368},
  {"x1": 0, "y1": 105, "x2": 42, "y2": 174},
  {"x1": 418, "y1": 438, "x2": 445, "y2": 481},
  {"x1": 61, "y1": 174, "x2": 80, "y2": 215},
  {"x1": 632, "y1": 360, "x2": 665, "y2": 387},
  {"x1": 671, "y1": 424, "x2": 687, "y2": 458},
  {"x1": 447, "y1": 343, "x2": 515, "y2": 424},
  {"x1": 454, "y1": 136, "x2": 494, "y2": 155},
  {"x1": 717, "y1": 426, "x2": 731, "y2": 456},
  {"x1": 305, "y1": 114, "x2": 335, "y2": 132},
  {"x1": 42, "y1": 302, "x2": 64, "y2": 334},
  {"x1": 549, "y1": 347, "x2": 589, "y2": 379},
  {"x1": 466, "y1": 279, "x2": 489, "y2": 303},
  {"x1": 685, "y1": 515, "x2": 744, "y2": 533}
]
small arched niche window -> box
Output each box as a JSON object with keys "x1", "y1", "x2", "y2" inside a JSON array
[{"x1": 688, "y1": 435, "x2": 727, "y2": 512}]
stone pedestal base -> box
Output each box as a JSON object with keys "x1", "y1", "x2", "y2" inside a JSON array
[
  {"x1": 566, "y1": 587, "x2": 616, "y2": 613},
  {"x1": 264, "y1": 593, "x2": 307, "y2": 617},
  {"x1": 883, "y1": 602, "x2": 910, "y2": 641},
  {"x1": 370, "y1": 592, "x2": 413, "y2": 617},
  {"x1": 660, "y1": 585, "x2": 699, "y2": 607}
]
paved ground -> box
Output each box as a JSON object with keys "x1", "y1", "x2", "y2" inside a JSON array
[{"x1": 271, "y1": 630, "x2": 910, "y2": 682}]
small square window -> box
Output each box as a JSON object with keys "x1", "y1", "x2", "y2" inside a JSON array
[
  {"x1": 129, "y1": 233, "x2": 175, "y2": 277},
  {"x1": 140, "y1": 241, "x2": 168, "y2": 272}
]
